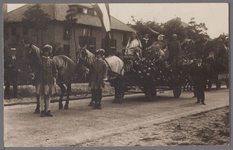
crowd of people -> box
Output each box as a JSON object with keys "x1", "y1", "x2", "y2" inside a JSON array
[
  {"x1": 122, "y1": 32, "x2": 209, "y2": 105},
  {"x1": 4, "y1": 32, "x2": 210, "y2": 117}
]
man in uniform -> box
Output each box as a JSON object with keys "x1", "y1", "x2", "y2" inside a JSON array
[
  {"x1": 88, "y1": 49, "x2": 107, "y2": 109},
  {"x1": 4, "y1": 48, "x2": 21, "y2": 99},
  {"x1": 190, "y1": 57, "x2": 208, "y2": 105},
  {"x1": 168, "y1": 34, "x2": 181, "y2": 65}
]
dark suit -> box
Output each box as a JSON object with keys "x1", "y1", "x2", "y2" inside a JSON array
[
  {"x1": 168, "y1": 40, "x2": 181, "y2": 64},
  {"x1": 141, "y1": 38, "x2": 152, "y2": 57},
  {"x1": 190, "y1": 63, "x2": 208, "y2": 103},
  {"x1": 4, "y1": 55, "x2": 21, "y2": 97}
]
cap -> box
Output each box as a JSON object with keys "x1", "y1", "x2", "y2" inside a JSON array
[
  {"x1": 43, "y1": 44, "x2": 52, "y2": 53},
  {"x1": 172, "y1": 34, "x2": 177, "y2": 37},
  {"x1": 11, "y1": 48, "x2": 16, "y2": 51},
  {"x1": 96, "y1": 49, "x2": 105, "y2": 54}
]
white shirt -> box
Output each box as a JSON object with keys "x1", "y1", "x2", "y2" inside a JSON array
[{"x1": 126, "y1": 39, "x2": 142, "y2": 49}]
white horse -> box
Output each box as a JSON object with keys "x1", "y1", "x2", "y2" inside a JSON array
[{"x1": 76, "y1": 45, "x2": 125, "y2": 103}]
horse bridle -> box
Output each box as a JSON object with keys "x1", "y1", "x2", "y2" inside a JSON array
[{"x1": 76, "y1": 48, "x2": 89, "y2": 68}]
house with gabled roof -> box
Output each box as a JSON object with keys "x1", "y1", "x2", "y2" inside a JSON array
[{"x1": 4, "y1": 3, "x2": 136, "y2": 61}]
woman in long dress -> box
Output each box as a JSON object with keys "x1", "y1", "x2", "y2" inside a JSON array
[{"x1": 125, "y1": 32, "x2": 142, "y2": 58}]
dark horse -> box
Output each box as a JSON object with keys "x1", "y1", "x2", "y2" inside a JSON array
[{"x1": 23, "y1": 44, "x2": 88, "y2": 113}]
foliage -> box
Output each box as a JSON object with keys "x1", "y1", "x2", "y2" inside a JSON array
[
  {"x1": 64, "y1": 8, "x2": 78, "y2": 29},
  {"x1": 185, "y1": 17, "x2": 209, "y2": 41},
  {"x1": 129, "y1": 17, "x2": 210, "y2": 43},
  {"x1": 22, "y1": 4, "x2": 51, "y2": 32},
  {"x1": 22, "y1": 4, "x2": 51, "y2": 46},
  {"x1": 64, "y1": 8, "x2": 78, "y2": 56},
  {"x1": 163, "y1": 17, "x2": 186, "y2": 42},
  {"x1": 130, "y1": 16, "x2": 162, "y2": 40}
]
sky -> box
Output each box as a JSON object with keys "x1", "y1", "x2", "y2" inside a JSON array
[{"x1": 7, "y1": 3, "x2": 229, "y2": 39}]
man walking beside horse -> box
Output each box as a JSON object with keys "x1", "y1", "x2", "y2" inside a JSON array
[{"x1": 88, "y1": 49, "x2": 107, "y2": 109}]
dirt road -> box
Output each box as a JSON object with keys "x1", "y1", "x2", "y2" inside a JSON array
[{"x1": 4, "y1": 88, "x2": 229, "y2": 147}]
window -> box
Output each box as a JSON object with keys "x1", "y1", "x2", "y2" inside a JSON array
[
  {"x1": 64, "y1": 26, "x2": 72, "y2": 39},
  {"x1": 23, "y1": 27, "x2": 28, "y2": 36},
  {"x1": 122, "y1": 32, "x2": 127, "y2": 46},
  {"x1": 83, "y1": 8, "x2": 87, "y2": 14},
  {"x1": 63, "y1": 45, "x2": 70, "y2": 57},
  {"x1": 101, "y1": 38, "x2": 117, "y2": 56},
  {"x1": 87, "y1": 9, "x2": 95, "y2": 15},
  {"x1": 11, "y1": 26, "x2": 16, "y2": 36},
  {"x1": 77, "y1": 7, "x2": 83, "y2": 13},
  {"x1": 79, "y1": 36, "x2": 96, "y2": 53},
  {"x1": 82, "y1": 28, "x2": 92, "y2": 37}
]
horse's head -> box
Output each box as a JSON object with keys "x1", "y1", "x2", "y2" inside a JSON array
[{"x1": 76, "y1": 44, "x2": 88, "y2": 63}]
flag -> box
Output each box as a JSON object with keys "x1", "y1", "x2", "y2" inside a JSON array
[{"x1": 92, "y1": 3, "x2": 111, "y2": 32}]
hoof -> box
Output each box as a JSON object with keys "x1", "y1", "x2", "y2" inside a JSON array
[
  {"x1": 34, "y1": 109, "x2": 40, "y2": 114},
  {"x1": 64, "y1": 104, "x2": 69, "y2": 109},
  {"x1": 88, "y1": 102, "x2": 93, "y2": 106},
  {"x1": 59, "y1": 103, "x2": 63, "y2": 109},
  {"x1": 118, "y1": 101, "x2": 122, "y2": 104}
]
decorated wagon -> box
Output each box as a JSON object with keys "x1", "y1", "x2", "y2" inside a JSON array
[{"x1": 107, "y1": 45, "x2": 189, "y2": 102}]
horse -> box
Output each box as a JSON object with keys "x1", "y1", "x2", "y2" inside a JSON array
[
  {"x1": 76, "y1": 45, "x2": 125, "y2": 103},
  {"x1": 23, "y1": 44, "x2": 88, "y2": 112}
]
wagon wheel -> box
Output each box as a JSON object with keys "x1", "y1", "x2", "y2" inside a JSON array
[
  {"x1": 113, "y1": 85, "x2": 125, "y2": 103},
  {"x1": 145, "y1": 87, "x2": 156, "y2": 102},
  {"x1": 173, "y1": 85, "x2": 181, "y2": 98},
  {"x1": 216, "y1": 82, "x2": 221, "y2": 89},
  {"x1": 226, "y1": 80, "x2": 229, "y2": 89}
]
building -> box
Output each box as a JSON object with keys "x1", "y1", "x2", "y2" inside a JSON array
[{"x1": 4, "y1": 3, "x2": 136, "y2": 61}]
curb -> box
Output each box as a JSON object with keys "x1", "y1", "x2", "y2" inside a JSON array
[{"x1": 4, "y1": 91, "x2": 143, "y2": 106}]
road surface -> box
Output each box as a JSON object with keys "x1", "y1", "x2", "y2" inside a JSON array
[{"x1": 4, "y1": 88, "x2": 229, "y2": 147}]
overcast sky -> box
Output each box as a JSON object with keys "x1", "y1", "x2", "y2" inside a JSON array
[{"x1": 7, "y1": 3, "x2": 229, "y2": 39}]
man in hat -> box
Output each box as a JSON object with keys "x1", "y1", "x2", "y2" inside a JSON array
[
  {"x1": 37, "y1": 44, "x2": 57, "y2": 117},
  {"x1": 168, "y1": 34, "x2": 181, "y2": 65},
  {"x1": 88, "y1": 49, "x2": 107, "y2": 109},
  {"x1": 190, "y1": 57, "x2": 208, "y2": 105},
  {"x1": 4, "y1": 47, "x2": 21, "y2": 99}
]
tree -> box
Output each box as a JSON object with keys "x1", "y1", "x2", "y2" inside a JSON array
[
  {"x1": 130, "y1": 16, "x2": 162, "y2": 40},
  {"x1": 22, "y1": 4, "x2": 51, "y2": 47},
  {"x1": 64, "y1": 8, "x2": 78, "y2": 57},
  {"x1": 185, "y1": 17, "x2": 209, "y2": 41},
  {"x1": 130, "y1": 17, "x2": 187, "y2": 43}
]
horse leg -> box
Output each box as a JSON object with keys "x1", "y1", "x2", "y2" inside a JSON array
[
  {"x1": 58, "y1": 83, "x2": 65, "y2": 109},
  {"x1": 34, "y1": 94, "x2": 40, "y2": 114},
  {"x1": 64, "y1": 83, "x2": 71, "y2": 109},
  {"x1": 112, "y1": 80, "x2": 118, "y2": 103}
]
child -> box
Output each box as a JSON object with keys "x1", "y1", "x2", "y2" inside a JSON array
[{"x1": 37, "y1": 44, "x2": 57, "y2": 116}]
